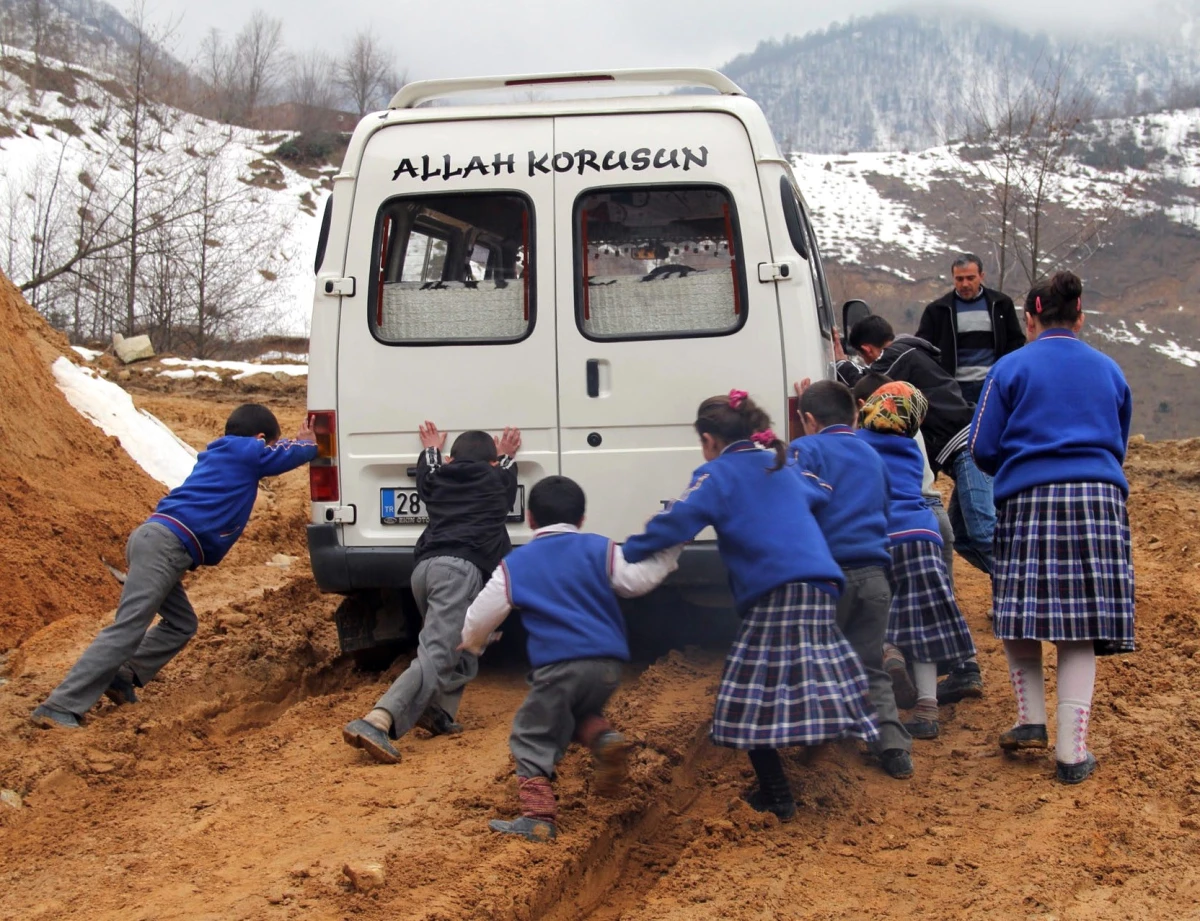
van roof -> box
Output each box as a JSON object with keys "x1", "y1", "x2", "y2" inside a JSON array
[{"x1": 337, "y1": 68, "x2": 785, "y2": 179}]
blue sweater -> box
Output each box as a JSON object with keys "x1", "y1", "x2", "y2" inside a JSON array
[
  {"x1": 970, "y1": 329, "x2": 1132, "y2": 502},
  {"x1": 790, "y1": 425, "x2": 891, "y2": 569},
  {"x1": 855, "y1": 430, "x2": 943, "y2": 546},
  {"x1": 502, "y1": 531, "x2": 629, "y2": 668},
  {"x1": 623, "y1": 442, "x2": 843, "y2": 611},
  {"x1": 150, "y1": 435, "x2": 318, "y2": 566}
]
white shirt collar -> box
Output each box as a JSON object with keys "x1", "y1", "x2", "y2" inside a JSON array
[{"x1": 533, "y1": 522, "x2": 580, "y2": 538}]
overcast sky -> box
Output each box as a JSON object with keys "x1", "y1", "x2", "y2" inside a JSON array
[{"x1": 148, "y1": 0, "x2": 1186, "y2": 83}]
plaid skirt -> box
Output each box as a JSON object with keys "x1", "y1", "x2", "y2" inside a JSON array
[
  {"x1": 887, "y1": 540, "x2": 977, "y2": 664},
  {"x1": 993, "y1": 482, "x2": 1135, "y2": 654},
  {"x1": 711, "y1": 582, "x2": 879, "y2": 750}
]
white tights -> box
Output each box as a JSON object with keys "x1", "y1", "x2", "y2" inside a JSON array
[{"x1": 1002, "y1": 639, "x2": 1095, "y2": 764}]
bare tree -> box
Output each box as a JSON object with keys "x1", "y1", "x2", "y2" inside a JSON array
[
  {"x1": 232, "y1": 11, "x2": 284, "y2": 120},
  {"x1": 288, "y1": 47, "x2": 339, "y2": 132},
  {"x1": 336, "y1": 31, "x2": 399, "y2": 116}
]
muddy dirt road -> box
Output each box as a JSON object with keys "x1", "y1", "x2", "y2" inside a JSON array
[{"x1": 3, "y1": 383, "x2": 1200, "y2": 921}]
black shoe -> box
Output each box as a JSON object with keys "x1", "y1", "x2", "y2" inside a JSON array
[
  {"x1": 591, "y1": 730, "x2": 629, "y2": 797},
  {"x1": 936, "y1": 662, "x2": 983, "y2": 705},
  {"x1": 903, "y1": 718, "x2": 940, "y2": 740},
  {"x1": 488, "y1": 816, "x2": 557, "y2": 841},
  {"x1": 1056, "y1": 752, "x2": 1098, "y2": 785},
  {"x1": 880, "y1": 748, "x2": 914, "y2": 779},
  {"x1": 31, "y1": 704, "x2": 82, "y2": 729},
  {"x1": 744, "y1": 789, "x2": 797, "y2": 821},
  {"x1": 415, "y1": 704, "x2": 463, "y2": 737},
  {"x1": 104, "y1": 670, "x2": 139, "y2": 706},
  {"x1": 342, "y1": 719, "x2": 402, "y2": 763},
  {"x1": 999, "y1": 723, "x2": 1049, "y2": 751}
]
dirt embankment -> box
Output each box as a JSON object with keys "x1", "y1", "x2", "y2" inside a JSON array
[{"x1": 0, "y1": 273, "x2": 164, "y2": 653}]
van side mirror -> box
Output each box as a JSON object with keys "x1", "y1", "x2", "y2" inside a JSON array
[{"x1": 841, "y1": 299, "x2": 872, "y2": 353}]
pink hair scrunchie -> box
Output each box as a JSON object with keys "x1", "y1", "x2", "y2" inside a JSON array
[
  {"x1": 750, "y1": 430, "x2": 777, "y2": 447},
  {"x1": 728, "y1": 389, "x2": 749, "y2": 409}
]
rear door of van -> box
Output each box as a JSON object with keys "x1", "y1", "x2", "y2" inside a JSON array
[
  {"x1": 552, "y1": 111, "x2": 785, "y2": 541},
  {"x1": 336, "y1": 118, "x2": 557, "y2": 556}
]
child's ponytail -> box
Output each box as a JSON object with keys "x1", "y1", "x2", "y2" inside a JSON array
[
  {"x1": 1025, "y1": 271, "x2": 1083, "y2": 327},
  {"x1": 695, "y1": 390, "x2": 786, "y2": 471}
]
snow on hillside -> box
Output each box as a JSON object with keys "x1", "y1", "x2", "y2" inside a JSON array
[{"x1": 0, "y1": 49, "x2": 327, "y2": 337}]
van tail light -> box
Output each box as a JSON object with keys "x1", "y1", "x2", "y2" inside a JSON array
[
  {"x1": 787, "y1": 395, "x2": 803, "y2": 442},
  {"x1": 308, "y1": 410, "x2": 339, "y2": 502}
]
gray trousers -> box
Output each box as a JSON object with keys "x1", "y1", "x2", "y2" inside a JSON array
[
  {"x1": 836, "y1": 565, "x2": 911, "y2": 754},
  {"x1": 510, "y1": 657, "x2": 622, "y2": 779},
  {"x1": 928, "y1": 494, "x2": 955, "y2": 590},
  {"x1": 45, "y1": 522, "x2": 196, "y2": 716},
  {"x1": 374, "y1": 556, "x2": 482, "y2": 739}
]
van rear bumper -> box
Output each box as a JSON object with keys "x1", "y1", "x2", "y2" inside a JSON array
[{"x1": 307, "y1": 523, "x2": 728, "y2": 594}]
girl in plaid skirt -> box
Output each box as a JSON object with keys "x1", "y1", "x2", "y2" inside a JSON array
[
  {"x1": 623, "y1": 391, "x2": 879, "y2": 821},
  {"x1": 970, "y1": 271, "x2": 1134, "y2": 785},
  {"x1": 856, "y1": 382, "x2": 977, "y2": 741}
]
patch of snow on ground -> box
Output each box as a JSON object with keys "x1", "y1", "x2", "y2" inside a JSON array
[
  {"x1": 158, "y1": 368, "x2": 222, "y2": 381},
  {"x1": 158, "y1": 357, "x2": 308, "y2": 379},
  {"x1": 52, "y1": 357, "x2": 197, "y2": 489},
  {"x1": 71, "y1": 346, "x2": 103, "y2": 361},
  {"x1": 256, "y1": 351, "x2": 309, "y2": 363},
  {"x1": 1150, "y1": 340, "x2": 1200, "y2": 368},
  {"x1": 1091, "y1": 321, "x2": 1144, "y2": 346}
]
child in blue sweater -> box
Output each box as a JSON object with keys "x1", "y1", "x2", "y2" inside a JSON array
[
  {"x1": 33, "y1": 404, "x2": 317, "y2": 729},
  {"x1": 970, "y1": 271, "x2": 1134, "y2": 785},
  {"x1": 459, "y1": 476, "x2": 681, "y2": 842},
  {"x1": 791, "y1": 380, "x2": 913, "y2": 780},
  {"x1": 623, "y1": 390, "x2": 878, "y2": 821},
  {"x1": 856, "y1": 383, "x2": 976, "y2": 740}
]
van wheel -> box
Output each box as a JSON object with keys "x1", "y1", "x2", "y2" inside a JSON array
[{"x1": 351, "y1": 643, "x2": 405, "y2": 672}]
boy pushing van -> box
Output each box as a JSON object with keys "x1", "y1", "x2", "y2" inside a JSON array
[
  {"x1": 32, "y1": 404, "x2": 318, "y2": 729},
  {"x1": 343, "y1": 421, "x2": 521, "y2": 763}
]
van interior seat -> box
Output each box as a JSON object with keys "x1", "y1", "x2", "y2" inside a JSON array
[
  {"x1": 379, "y1": 281, "x2": 526, "y2": 341},
  {"x1": 584, "y1": 272, "x2": 737, "y2": 337}
]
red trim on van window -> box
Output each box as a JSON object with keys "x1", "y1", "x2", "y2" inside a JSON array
[
  {"x1": 377, "y1": 216, "x2": 392, "y2": 326},
  {"x1": 521, "y1": 210, "x2": 530, "y2": 322},
  {"x1": 722, "y1": 203, "x2": 740, "y2": 316},
  {"x1": 580, "y1": 209, "x2": 590, "y2": 321}
]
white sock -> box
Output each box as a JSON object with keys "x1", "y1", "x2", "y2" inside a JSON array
[
  {"x1": 364, "y1": 708, "x2": 393, "y2": 733},
  {"x1": 1055, "y1": 642, "x2": 1096, "y2": 764},
  {"x1": 913, "y1": 661, "x2": 938, "y2": 720},
  {"x1": 1003, "y1": 639, "x2": 1047, "y2": 726}
]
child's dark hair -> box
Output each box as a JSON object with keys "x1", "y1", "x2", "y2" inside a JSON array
[
  {"x1": 1025, "y1": 271, "x2": 1083, "y2": 327},
  {"x1": 449, "y1": 430, "x2": 498, "y2": 463},
  {"x1": 851, "y1": 371, "x2": 893, "y2": 404},
  {"x1": 695, "y1": 391, "x2": 786, "y2": 471},
  {"x1": 848, "y1": 315, "x2": 895, "y2": 351},
  {"x1": 528, "y1": 475, "x2": 585, "y2": 528},
  {"x1": 225, "y1": 403, "x2": 280, "y2": 441},
  {"x1": 800, "y1": 380, "x2": 857, "y2": 428}
]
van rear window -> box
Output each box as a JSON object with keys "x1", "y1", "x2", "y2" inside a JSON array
[
  {"x1": 370, "y1": 193, "x2": 533, "y2": 344},
  {"x1": 574, "y1": 186, "x2": 746, "y2": 341}
]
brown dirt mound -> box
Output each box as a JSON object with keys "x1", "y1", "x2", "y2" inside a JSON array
[{"x1": 0, "y1": 272, "x2": 164, "y2": 653}]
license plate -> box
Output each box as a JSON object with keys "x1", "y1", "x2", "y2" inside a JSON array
[{"x1": 380, "y1": 486, "x2": 525, "y2": 525}]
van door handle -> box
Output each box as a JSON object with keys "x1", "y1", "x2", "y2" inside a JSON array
[{"x1": 586, "y1": 359, "x2": 600, "y2": 398}]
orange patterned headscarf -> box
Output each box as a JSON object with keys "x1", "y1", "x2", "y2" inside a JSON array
[{"x1": 859, "y1": 381, "x2": 929, "y2": 437}]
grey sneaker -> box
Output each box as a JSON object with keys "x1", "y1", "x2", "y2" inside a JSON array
[
  {"x1": 342, "y1": 719, "x2": 402, "y2": 763},
  {"x1": 415, "y1": 704, "x2": 463, "y2": 737},
  {"x1": 880, "y1": 748, "x2": 914, "y2": 779},
  {"x1": 937, "y1": 661, "x2": 983, "y2": 705},
  {"x1": 104, "y1": 669, "x2": 139, "y2": 706},
  {"x1": 31, "y1": 704, "x2": 82, "y2": 729},
  {"x1": 903, "y1": 718, "x2": 940, "y2": 740},
  {"x1": 488, "y1": 816, "x2": 557, "y2": 842}
]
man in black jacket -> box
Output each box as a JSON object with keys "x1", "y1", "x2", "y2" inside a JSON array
[
  {"x1": 916, "y1": 253, "x2": 1024, "y2": 404},
  {"x1": 838, "y1": 317, "x2": 990, "y2": 702}
]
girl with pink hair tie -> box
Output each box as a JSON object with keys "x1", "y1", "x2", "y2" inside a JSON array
[{"x1": 622, "y1": 390, "x2": 879, "y2": 821}]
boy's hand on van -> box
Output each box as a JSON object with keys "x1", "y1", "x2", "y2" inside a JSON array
[
  {"x1": 296, "y1": 418, "x2": 316, "y2": 443},
  {"x1": 495, "y1": 427, "x2": 522, "y2": 457},
  {"x1": 419, "y1": 421, "x2": 448, "y2": 450},
  {"x1": 793, "y1": 378, "x2": 812, "y2": 399},
  {"x1": 831, "y1": 326, "x2": 847, "y2": 361}
]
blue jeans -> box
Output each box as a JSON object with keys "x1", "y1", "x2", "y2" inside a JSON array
[{"x1": 947, "y1": 449, "x2": 995, "y2": 577}]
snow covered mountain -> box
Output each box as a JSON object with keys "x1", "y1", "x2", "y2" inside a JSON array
[{"x1": 723, "y1": 11, "x2": 1200, "y2": 154}]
